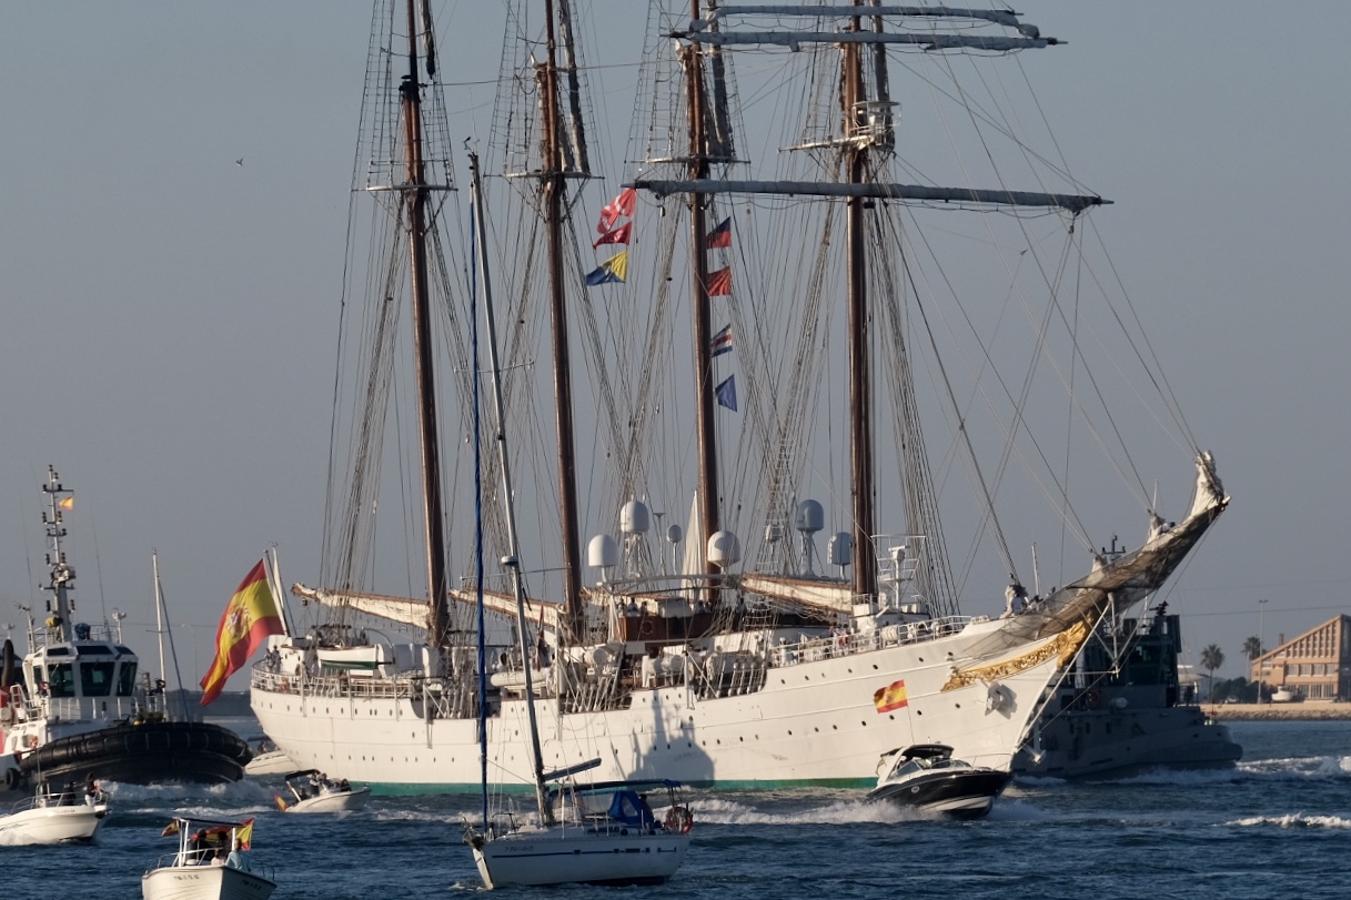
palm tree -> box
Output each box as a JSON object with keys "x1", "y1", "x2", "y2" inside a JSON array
[
  {"x1": 1200, "y1": 644, "x2": 1225, "y2": 702},
  {"x1": 1243, "y1": 636, "x2": 1264, "y2": 660}
]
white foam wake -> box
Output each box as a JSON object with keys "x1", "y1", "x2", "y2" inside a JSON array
[{"x1": 1226, "y1": 813, "x2": 1351, "y2": 830}]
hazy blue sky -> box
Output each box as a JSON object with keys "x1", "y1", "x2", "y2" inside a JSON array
[{"x1": 2, "y1": 2, "x2": 1348, "y2": 691}]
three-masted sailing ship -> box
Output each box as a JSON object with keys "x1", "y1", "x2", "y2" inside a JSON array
[{"x1": 251, "y1": 1, "x2": 1228, "y2": 789}]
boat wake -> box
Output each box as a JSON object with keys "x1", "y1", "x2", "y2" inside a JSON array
[
  {"x1": 1225, "y1": 813, "x2": 1351, "y2": 830},
  {"x1": 693, "y1": 796, "x2": 927, "y2": 826},
  {"x1": 1106, "y1": 755, "x2": 1351, "y2": 786},
  {"x1": 100, "y1": 778, "x2": 275, "y2": 815}
]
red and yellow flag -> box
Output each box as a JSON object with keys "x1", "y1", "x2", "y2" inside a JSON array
[
  {"x1": 872, "y1": 678, "x2": 908, "y2": 713},
  {"x1": 199, "y1": 560, "x2": 284, "y2": 706}
]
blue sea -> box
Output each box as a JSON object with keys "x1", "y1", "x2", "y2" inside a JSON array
[{"x1": 4, "y1": 719, "x2": 1349, "y2": 899}]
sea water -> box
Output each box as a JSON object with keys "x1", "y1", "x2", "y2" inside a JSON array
[{"x1": 3, "y1": 719, "x2": 1348, "y2": 899}]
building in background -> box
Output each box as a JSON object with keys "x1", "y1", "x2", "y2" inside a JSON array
[{"x1": 1251, "y1": 615, "x2": 1351, "y2": 701}]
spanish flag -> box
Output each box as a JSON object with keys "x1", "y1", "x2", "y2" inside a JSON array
[
  {"x1": 199, "y1": 560, "x2": 284, "y2": 706},
  {"x1": 872, "y1": 679, "x2": 908, "y2": 713},
  {"x1": 235, "y1": 818, "x2": 255, "y2": 850}
]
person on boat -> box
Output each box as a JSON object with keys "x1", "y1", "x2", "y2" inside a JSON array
[
  {"x1": 225, "y1": 839, "x2": 243, "y2": 869},
  {"x1": 84, "y1": 778, "x2": 99, "y2": 804}
]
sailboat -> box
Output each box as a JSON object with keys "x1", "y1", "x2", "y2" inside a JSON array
[
  {"x1": 250, "y1": 1, "x2": 1227, "y2": 797},
  {"x1": 463, "y1": 149, "x2": 692, "y2": 889},
  {"x1": 2, "y1": 468, "x2": 251, "y2": 795}
]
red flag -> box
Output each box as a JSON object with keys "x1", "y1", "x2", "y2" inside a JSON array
[
  {"x1": 706, "y1": 217, "x2": 732, "y2": 249},
  {"x1": 592, "y1": 221, "x2": 632, "y2": 249},
  {"x1": 707, "y1": 266, "x2": 731, "y2": 296},
  {"x1": 597, "y1": 187, "x2": 637, "y2": 233}
]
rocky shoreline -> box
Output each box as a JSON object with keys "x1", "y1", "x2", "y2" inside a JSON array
[{"x1": 1205, "y1": 701, "x2": 1351, "y2": 721}]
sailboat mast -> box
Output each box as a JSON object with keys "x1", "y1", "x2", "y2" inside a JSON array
[
  {"x1": 844, "y1": 12, "x2": 877, "y2": 601},
  {"x1": 470, "y1": 152, "x2": 553, "y2": 825},
  {"x1": 685, "y1": 0, "x2": 720, "y2": 592},
  {"x1": 400, "y1": 0, "x2": 450, "y2": 649},
  {"x1": 152, "y1": 551, "x2": 168, "y2": 692},
  {"x1": 540, "y1": 0, "x2": 584, "y2": 643}
]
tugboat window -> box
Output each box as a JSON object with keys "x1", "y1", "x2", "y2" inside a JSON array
[
  {"x1": 82, "y1": 661, "x2": 116, "y2": 697},
  {"x1": 116, "y1": 661, "x2": 138, "y2": 697},
  {"x1": 47, "y1": 663, "x2": 76, "y2": 697}
]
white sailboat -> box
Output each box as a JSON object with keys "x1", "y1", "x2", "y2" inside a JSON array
[
  {"x1": 251, "y1": 1, "x2": 1228, "y2": 795},
  {"x1": 463, "y1": 148, "x2": 692, "y2": 889}
]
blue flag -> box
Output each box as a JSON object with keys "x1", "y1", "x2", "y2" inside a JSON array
[
  {"x1": 584, "y1": 250, "x2": 629, "y2": 286},
  {"x1": 715, "y1": 375, "x2": 737, "y2": 412}
]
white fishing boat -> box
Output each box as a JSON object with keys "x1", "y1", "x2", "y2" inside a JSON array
[
  {"x1": 462, "y1": 143, "x2": 694, "y2": 888},
  {"x1": 868, "y1": 744, "x2": 1008, "y2": 820},
  {"x1": 0, "y1": 783, "x2": 108, "y2": 845},
  {"x1": 252, "y1": 1, "x2": 1228, "y2": 793},
  {"x1": 142, "y1": 817, "x2": 274, "y2": 900},
  {"x1": 275, "y1": 769, "x2": 369, "y2": 813}
]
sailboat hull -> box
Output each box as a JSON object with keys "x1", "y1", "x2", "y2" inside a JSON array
[
  {"x1": 472, "y1": 830, "x2": 690, "y2": 889},
  {"x1": 252, "y1": 618, "x2": 1066, "y2": 786}
]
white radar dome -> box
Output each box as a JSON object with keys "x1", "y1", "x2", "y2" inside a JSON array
[
  {"x1": 828, "y1": 531, "x2": 853, "y2": 567},
  {"x1": 794, "y1": 499, "x2": 825, "y2": 534},
  {"x1": 620, "y1": 499, "x2": 651, "y2": 535},
  {"x1": 707, "y1": 530, "x2": 741, "y2": 568},
  {"x1": 587, "y1": 534, "x2": 619, "y2": 570}
]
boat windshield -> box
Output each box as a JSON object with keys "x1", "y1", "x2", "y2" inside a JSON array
[
  {"x1": 47, "y1": 663, "x2": 76, "y2": 698},
  {"x1": 116, "y1": 661, "x2": 137, "y2": 697},
  {"x1": 81, "y1": 661, "x2": 116, "y2": 697}
]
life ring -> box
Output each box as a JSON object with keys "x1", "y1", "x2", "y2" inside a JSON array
[
  {"x1": 638, "y1": 617, "x2": 655, "y2": 639},
  {"x1": 663, "y1": 806, "x2": 694, "y2": 834}
]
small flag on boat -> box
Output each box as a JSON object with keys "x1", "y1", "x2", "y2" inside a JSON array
[
  {"x1": 199, "y1": 560, "x2": 285, "y2": 706},
  {"x1": 585, "y1": 250, "x2": 629, "y2": 286},
  {"x1": 161, "y1": 819, "x2": 181, "y2": 837},
  {"x1": 872, "y1": 679, "x2": 908, "y2": 713},
  {"x1": 706, "y1": 217, "x2": 732, "y2": 249},
  {"x1": 236, "y1": 818, "x2": 254, "y2": 850},
  {"x1": 597, "y1": 187, "x2": 637, "y2": 233},
  {"x1": 706, "y1": 266, "x2": 731, "y2": 296},
  {"x1": 58, "y1": 496, "x2": 74, "y2": 510},
  {"x1": 593, "y1": 221, "x2": 632, "y2": 249},
  {"x1": 715, "y1": 374, "x2": 737, "y2": 412},
  {"x1": 274, "y1": 794, "x2": 289, "y2": 813},
  {"x1": 711, "y1": 324, "x2": 734, "y2": 357}
]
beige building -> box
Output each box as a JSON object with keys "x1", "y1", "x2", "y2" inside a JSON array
[{"x1": 1251, "y1": 614, "x2": 1351, "y2": 701}]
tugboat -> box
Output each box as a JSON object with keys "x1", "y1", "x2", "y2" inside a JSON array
[
  {"x1": 868, "y1": 744, "x2": 1011, "y2": 819},
  {"x1": 0, "y1": 467, "x2": 252, "y2": 794},
  {"x1": 1015, "y1": 603, "x2": 1242, "y2": 778}
]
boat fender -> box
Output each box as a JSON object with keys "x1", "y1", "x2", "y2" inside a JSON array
[
  {"x1": 663, "y1": 806, "x2": 694, "y2": 834},
  {"x1": 4, "y1": 766, "x2": 20, "y2": 789}
]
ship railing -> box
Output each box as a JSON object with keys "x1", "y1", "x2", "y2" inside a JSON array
[
  {"x1": 7, "y1": 790, "x2": 92, "y2": 814},
  {"x1": 769, "y1": 615, "x2": 976, "y2": 669},
  {"x1": 38, "y1": 695, "x2": 141, "y2": 723},
  {"x1": 250, "y1": 667, "x2": 421, "y2": 701},
  {"x1": 153, "y1": 850, "x2": 274, "y2": 878}
]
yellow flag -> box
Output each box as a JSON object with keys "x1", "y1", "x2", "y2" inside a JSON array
[{"x1": 58, "y1": 496, "x2": 74, "y2": 510}]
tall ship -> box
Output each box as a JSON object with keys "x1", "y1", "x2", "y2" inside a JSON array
[
  {"x1": 251, "y1": 1, "x2": 1228, "y2": 787},
  {"x1": 2, "y1": 468, "x2": 251, "y2": 793}
]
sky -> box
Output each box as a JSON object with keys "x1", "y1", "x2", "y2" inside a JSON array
[{"x1": 1, "y1": 2, "x2": 1349, "y2": 691}]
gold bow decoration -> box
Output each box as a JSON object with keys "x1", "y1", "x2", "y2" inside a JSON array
[{"x1": 941, "y1": 619, "x2": 1092, "y2": 693}]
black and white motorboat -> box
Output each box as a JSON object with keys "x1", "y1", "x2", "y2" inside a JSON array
[{"x1": 868, "y1": 744, "x2": 1010, "y2": 820}]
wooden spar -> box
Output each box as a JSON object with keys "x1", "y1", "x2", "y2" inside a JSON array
[
  {"x1": 400, "y1": 0, "x2": 449, "y2": 650},
  {"x1": 540, "y1": 0, "x2": 584, "y2": 643},
  {"x1": 686, "y1": 0, "x2": 720, "y2": 597},
  {"x1": 675, "y1": 30, "x2": 1055, "y2": 51},
  {"x1": 627, "y1": 179, "x2": 1106, "y2": 212},
  {"x1": 844, "y1": 13, "x2": 876, "y2": 602}
]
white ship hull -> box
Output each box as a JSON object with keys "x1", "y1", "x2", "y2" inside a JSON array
[
  {"x1": 142, "y1": 865, "x2": 275, "y2": 900},
  {"x1": 473, "y1": 829, "x2": 690, "y2": 888},
  {"x1": 253, "y1": 619, "x2": 1067, "y2": 786}
]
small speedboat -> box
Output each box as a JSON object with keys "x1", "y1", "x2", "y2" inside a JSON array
[
  {"x1": 243, "y1": 739, "x2": 294, "y2": 777},
  {"x1": 142, "y1": 816, "x2": 275, "y2": 900},
  {"x1": 274, "y1": 769, "x2": 369, "y2": 813},
  {"x1": 0, "y1": 783, "x2": 108, "y2": 845},
  {"x1": 868, "y1": 744, "x2": 1010, "y2": 820},
  {"x1": 467, "y1": 780, "x2": 694, "y2": 889}
]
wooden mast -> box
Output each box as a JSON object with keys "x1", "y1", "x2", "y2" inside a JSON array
[
  {"x1": 685, "y1": 0, "x2": 720, "y2": 594},
  {"x1": 540, "y1": 0, "x2": 584, "y2": 642},
  {"x1": 399, "y1": 0, "x2": 449, "y2": 649},
  {"x1": 844, "y1": 9, "x2": 877, "y2": 601}
]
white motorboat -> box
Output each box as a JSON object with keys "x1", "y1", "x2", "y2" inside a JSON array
[
  {"x1": 142, "y1": 817, "x2": 274, "y2": 900},
  {"x1": 0, "y1": 784, "x2": 108, "y2": 845},
  {"x1": 274, "y1": 769, "x2": 369, "y2": 813},
  {"x1": 868, "y1": 744, "x2": 1010, "y2": 820},
  {"x1": 242, "y1": 740, "x2": 294, "y2": 777}
]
